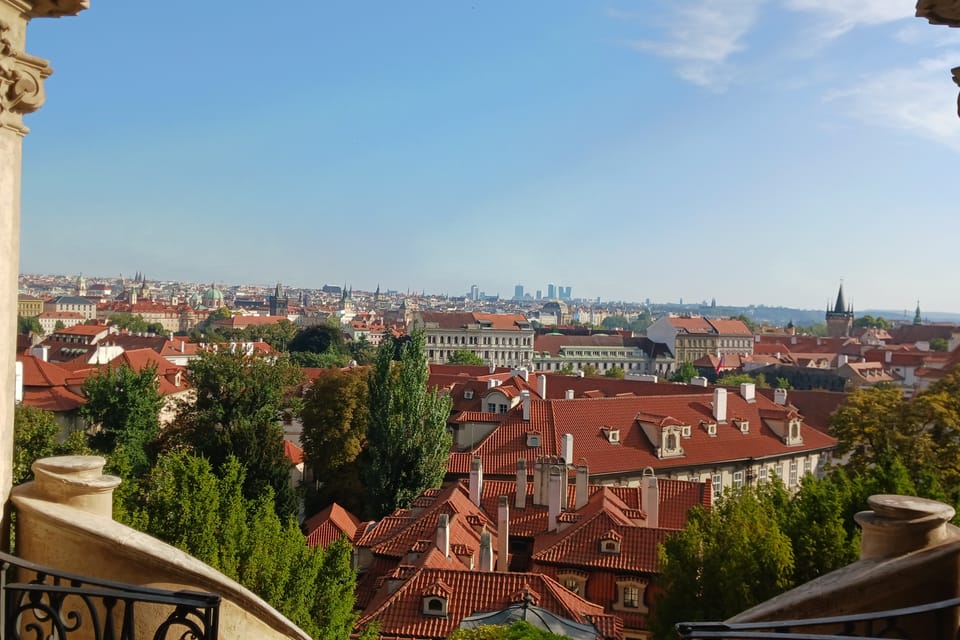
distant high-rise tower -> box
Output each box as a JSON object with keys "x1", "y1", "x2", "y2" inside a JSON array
[
  {"x1": 535, "y1": 290, "x2": 542, "y2": 300},
  {"x1": 547, "y1": 283, "x2": 556, "y2": 300},
  {"x1": 269, "y1": 282, "x2": 289, "y2": 316},
  {"x1": 470, "y1": 284, "x2": 479, "y2": 301},
  {"x1": 514, "y1": 284, "x2": 524, "y2": 300},
  {"x1": 826, "y1": 283, "x2": 853, "y2": 338}
]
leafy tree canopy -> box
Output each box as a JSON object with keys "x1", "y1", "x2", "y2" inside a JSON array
[
  {"x1": 669, "y1": 361, "x2": 698, "y2": 383},
  {"x1": 289, "y1": 324, "x2": 348, "y2": 356},
  {"x1": 853, "y1": 315, "x2": 890, "y2": 329},
  {"x1": 363, "y1": 330, "x2": 453, "y2": 518},
  {"x1": 447, "y1": 350, "x2": 485, "y2": 366},
  {"x1": 17, "y1": 315, "x2": 43, "y2": 336},
  {"x1": 13, "y1": 406, "x2": 90, "y2": 486},
  {"x1": 450, "y1": 621, "x2": 570, "y2": 640},
  {"x1": 605, "y1": 366, "x2": 625, "y2": 379}
]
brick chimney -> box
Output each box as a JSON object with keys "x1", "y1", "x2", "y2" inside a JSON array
[
  {"x1": 533, "y1": 458, "x2": 544, "y2": 506},
  {"x1": 516, "y1": 458, "x2": 527, "y2": 509},
  {"x1": 575, "y1": 464, "x2": 589, "y2": 510},
  {"x1": 713, "y1": 388, "x2": 727, "y2": 423},
  {"x1": 497, "y1": 496, "x2": 509, "y2": 571},
  {"x1": 470, "y1": 456, "x2": 483, "y2": 506},
  {"x1": 436, "y1": 513, "x2": 450, "y2": 557},
  {"x1": 521, "y1": 390, "x2": 531, "y2": 421},
  {"x1": 642, "y1": 467, "x2": 659, "y2": 528},
  {"x1": 479, "y1": 531, "x2": 493, "y2": 572},
  {"x1": 548, "y1": 463, "x2": 564, "y2": 532}
]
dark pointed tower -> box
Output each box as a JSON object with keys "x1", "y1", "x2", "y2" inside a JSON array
[
  {"x1": 269, "y1": 282, "x2": 289, "y2": 316},
  {"x1": 914, "y1": 301, "x2": 922, "y2": 325},
  {"x1": 826, "y1": 283, "x2": 854, "y2": 338}
]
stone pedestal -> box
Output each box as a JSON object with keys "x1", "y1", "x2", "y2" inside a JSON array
[{"x1": 855, "y1": 494, "x2": 956, "y2": 560}]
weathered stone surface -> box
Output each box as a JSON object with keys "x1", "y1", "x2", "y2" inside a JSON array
[{"x1": 916, "y1": 0, "x2": 960, "y2": 27}]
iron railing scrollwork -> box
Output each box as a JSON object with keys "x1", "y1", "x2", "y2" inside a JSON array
[
  {"x1": 677, "y1": 596, "x2": 960, "y2": 640},
  {"x1": 0, "y1": 550, "x2": 219, "y2": 640}
]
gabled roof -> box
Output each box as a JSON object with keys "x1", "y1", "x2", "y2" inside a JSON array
[
  {"x1": 304, "y1": 503, "x2": 364, "y2": 549},
  {"x1": 356, "y1": 567, "x2": 616, "y2": 640}
]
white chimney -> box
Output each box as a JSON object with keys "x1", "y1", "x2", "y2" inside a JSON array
[
  {"x1": 533, "y1": 458, "x2": 544, "y2": 506},
  {"x1": 838, "y1": 354, "x2": 849, "y2": 367},
  {"x1": 436, "y1": 513, "x2": 450, "y2": 557},
  {"x1": 180, "y1": 340, "x2": 186, "y2": 353},
  {"x1": 29, "y1": 345, "x2": 49, "y2": 362},
  {"x1": 791, "y1": 335, "x2": 798, "y2": 345},
  {"x1": 565, "y1": 389, "x2": 574, "y2": 400},
  {"x1": 487, "y1": 379, "x2": 497, "y2": 390},
  {"x1": 885, "y1": 350, "x2": 892, "y2": 363},
  {"x1": 479, "y1": 531, "x2": 493, "y2": 572},
  {"x1": 713, "y1": 387, "x2": 727, "y2": 423},
  {"x1": 637, "y1": 374, "x2": 658, "y2": 383},
  {"x1": 548, "y1": 464, "x2": 564, "y2": 531},
  {"x1": 740, "y1": 382, "x2": 756, "y2": 403},
  {"x1": 575, "y1": 464, "x2": 589, "y2": 510},
  {"x1": 516, "y1": 458, "x2": 527, "y2": 509},
  {"x1": 521, "y1": 390, "x2": 531, "y2": 421},
  {"x1": 488, "y1": 363, "x2": 496, "y2": 374},
  {"x1": 470, "y1": 456, "x2": 483, "y2": 506},
  {"x1": 561, "y1": 433, "x2": 573, "y2": 466},
  {"x1": 691, "y1": 376, "x2": 708, "y2": 387},
  {"x1": 518, "y1": 368, "x2": 529, "y2": 383},
  {"x1": 642, "y1": 468, "x2": 659, "y2": 528},
  {"x1": 537, "y1": 374, "x2": 547, "y2": 398},
  {"x1": 14, "y1": 360, "x2": 23, "y2": 404},
  {"x1": 774, "y1": 388, "x2": 788, "y2": 406},
  {"x1": 497, "y1": 496, "x2": 509, "y2": 572}
]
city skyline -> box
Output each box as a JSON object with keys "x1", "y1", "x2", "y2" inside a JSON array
[{"x1": 18, "y1": 1, "x2": 960, "y2": 312}]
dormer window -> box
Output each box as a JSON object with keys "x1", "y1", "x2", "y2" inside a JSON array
[
  {"x1": 613, "y1": 580, "x2": 648, "y2": 613},
  {"x1": 601, "y1": 427, "x2": 620, "y2": 444},
  {"x1": 599, "y1": 531, "x2": 622, "y2": 554},
  {"x1": 788, "y1": 419, "x2": 802, "y2": 444},
  {"x1": 422, "y1": 597, "x2": 447, "y2": 617},
  {"x1": 464, "y1": 390, "x2": 474, "y2": 400},
  {"x1": 735, "y1": 419, "x2": 749, "y2": 434},
  {"x1": 681, "y1": 425, "x2": 691, "y2": 438},
  {"x1": 702, "y1": 421, "x2": 717, "y2": 436},
  {"x1": 526, "y1": 432, "x2": 541, "y2": 448},
  {"x1": 558, "y1": 571, "x2": 588, "y2": 595}
]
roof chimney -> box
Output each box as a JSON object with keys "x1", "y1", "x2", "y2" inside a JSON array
[
  {"x1": 497, "y1": 496, "x2": 509, "y2": 572},
  {"x1": 479, "y1": 531, "x2": 493, "y2": 572},
  {"x1": 515, "y1": 458, "x2": 527, "y2": 509},
  {"x1": 488, "y1": 363, "x2": 496, "y2": 374},
  {"x1": 548, "y1": 463, "x2": 564, "y2": 531},
  {"x1": 838, "y1": 354, "x2": 849, "y2": 367},
  {"x1": 532, "y1": 458, "x2": 543, "y2": 506},
  {"x1": 642, "y1": 467, "x2": 659, "y2": 528},
  {"x1": 774, "y1": 388, "x2": 788, "y2": 406},
  {"x1": 561, "y1": 433, "x2": 573, "y2": 466},
  {"x1": 521, "y1": 390, "x2": 531, "y2": 421},
  {"x1": 740, "y1": 382, "x2": 756, "y2": 403},
  {"x1": 29, "y1": 345, "x2": 49, "y2": 362},
  {"x1": 436, "y1": 513, "x2": 450, "y2": 557},
  {"x1": 691, "y1": 376, "x2": 708, "y2": 387},
  {"x1": 470, "y1": 456, "x2": 483, "y2": 506},
  {"x1": 180, "y1": 340, "x2": 185, "y2": 353},
  {"x1": 885, "y1": 350, "x2": 892, "y2": 364},
  {"x1": 713, "y1": 387, "x2": 727, "y2": 423},
  {"x1": 565, "y1": 389, "x2": 574, "y2": 400},
  {"x1": 575, "y1": 464, "x2": 589, "y2": 510},
  {"x1": 487, "y1": 379, "x2": 497, "y2": 389},
  {"x1": 537, "y1": 374, "x2": 547, "y2": 398}
]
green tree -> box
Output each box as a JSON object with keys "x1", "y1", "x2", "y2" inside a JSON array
[
  {"x1": 605, "y1": 366, "x2": 625, "y2": 378},
  {"x1": 301, "y1": 367, "x2": 370, "y2": 516},
  {"x1": 17, "y1": 315, "x2": 43, "y2": 336},
  {"x1": 172, "y1": 349, "x2": 305, "y2": 519},
  {"x1": 669, "y1": 361, "x2": 698, "y2": 383},
  {"x1": 81, "y1": 363, "x2": 163, "y2": 478},
  {"x1": 650, "y1": 487, "x2": 794, "y2": 639},
  {"x1": 580, "y1": 364, "x2": 599, "y2": 377},
  {"x1": 290, "y1": 350, "x2": 351, "y2": 369},
  {"x1": 289, "y1": 324, "x2": 348, "y2": 357},
  {"x1": 557, "y1": 363, "x2": 575, "y2": 376},
  {"x1": 447, "y1": 350, "x2": 485, "y2": 366},
  {"x1": 13, "y1": 406, "x2": 90, "y2": 485},
  {"x1": 364, "y1": 330, "x2": 453, "y2": 518},
  {"x1": 107, "y1": 312, "x2": 150, "y2": 333},
  {"x1": 53, "y1": 320, "x2": 65, "y2": 331},
  {"x1": 129, "y1": 452, "x2": 358, "y2": 640},
  {"x1": 930, "y1": 337, "x2": 949, "y2": 352},
  {"x1": 348, "y1": 335, "x2": 377, "y2": 365},
  {"x1": 775, "y1": 376, "x2": 793, "y2": 390}
]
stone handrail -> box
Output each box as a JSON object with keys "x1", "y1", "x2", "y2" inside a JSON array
[{"x1": 11, "y1": 456, "x2": 312, "y2": 640}]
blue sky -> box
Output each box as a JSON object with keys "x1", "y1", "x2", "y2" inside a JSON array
[{"x1": 19, "y1": 1, "x2": 960, "y2": 312}]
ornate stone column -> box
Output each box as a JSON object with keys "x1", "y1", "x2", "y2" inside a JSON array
[
  {"x1": 0, "y1": 0, "x2": 87, "y2": 549},
  {"x1": 916, "y1": 0, "x2": 960, "y2": 117}
]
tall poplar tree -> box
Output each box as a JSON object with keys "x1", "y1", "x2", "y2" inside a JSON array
[{"x1": 364, "y1": 330, "x2": 452, "y2": 518}]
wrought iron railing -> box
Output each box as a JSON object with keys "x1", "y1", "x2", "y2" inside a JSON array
[
  {"x1": 0, "y1": 550, "x2": 220, "y2": 639},
  {"x1": 677, "y1": 596, "x2": 960, "y2": 639}
]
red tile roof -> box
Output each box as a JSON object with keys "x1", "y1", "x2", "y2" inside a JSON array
[
  {"x1": 284, "y1": 440, "x2": 304, "y2": 465},
  {"x1": 304, "y1": 503, "x2": 363, "y2": 548}
]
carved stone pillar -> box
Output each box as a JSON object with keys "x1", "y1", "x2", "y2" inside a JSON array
[
  {"x1": 916, "y1": 0, "x2": 960, "y2": 117},
  {"x1": 0, "y1": 0, "x2": 87, "y2": 550}
]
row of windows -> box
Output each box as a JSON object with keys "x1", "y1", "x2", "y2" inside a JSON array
[
  {"x1": 427, "y1": 349, "x2": 525, "y2": 362},
  {"x1": 559, "y1": 576, "x2": 646, "y2": 611},
  {"x1": 427, "y1": 334, "x2": 532, "y2": 346},
  {"x1": 708, "y1": 457, "x2": 816, "y2": 499},
  {"x1": 535, "y1": 361, "x2": 650, "y2": 372}
]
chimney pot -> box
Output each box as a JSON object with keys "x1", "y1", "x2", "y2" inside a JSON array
[
  {"x1": 774, "y1": 388, "x2": 788, "y2": 406},
  {"x1": 537, "y1": 374, "x2": 547, "y2": 398},
  {"x1": 548, "y1": 464, "x2": 564, "y2": 531},
  {"x1": 470, "y1": 456, "x2": 483, "y2": 506},
  {"x1": 713, "y1": 387, "x2": 727, "y2": 423},
  {"x1": 436, "y1": 513, "x2": 450, "y2": 557},
  {"x1": 497, "y1": 496, "x2": 509, "y2": 571},
  {"x1": 575, "y1": 464, "x2": 589, "y2": 510},
  {"x1": 479, "y1": 531, "x2": 493, "y2": 572},
  {"x1": 515, "y1": 458, "x2": 527, "y2": 509},
  {"x1": 565, "y1": 389, "x2": 574, "y2": 400},
  {"x1": 521, "y1": 390, "x2": 531, "y2": 421}
]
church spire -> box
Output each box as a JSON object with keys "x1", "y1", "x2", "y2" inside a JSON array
[
  {"x1": 914, "y1": 300, "x2": 922, "y2": 325},
  {"x1": 833, "y1": 283, "x2": 847, "y2": 314}
]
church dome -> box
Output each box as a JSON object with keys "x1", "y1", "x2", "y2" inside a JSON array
[{"x1": 202, "y1": 286, "x2": 225, "y2": 308}]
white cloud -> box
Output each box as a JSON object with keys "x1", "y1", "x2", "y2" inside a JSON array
[
  {"x1": 826, "y1": 54, "x2": 960, "y2": 152},
  {"x1": 784, "y1": 0, "x2": 912, "y2": 39},
  {"x1": 625, "y1": 0, "x2": 764, "y2": 90}
]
